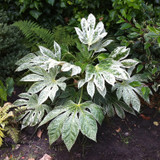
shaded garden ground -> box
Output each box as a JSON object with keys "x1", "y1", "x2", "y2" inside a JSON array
[{"x1": 0, "y1": 88, "x2": 160, "y2": 160}]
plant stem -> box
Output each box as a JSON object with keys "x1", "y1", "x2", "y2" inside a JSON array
[{"x1": 78, "y1": 87, "x2": 83, "y2": 105}]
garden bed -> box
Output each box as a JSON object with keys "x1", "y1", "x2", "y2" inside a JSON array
[{"x1": 0, "y1": 100, "x2": 160, "y2": 160}]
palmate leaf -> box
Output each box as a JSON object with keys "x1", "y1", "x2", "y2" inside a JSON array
[
  {"x1": 78, "y1": 45, "x2": 139, "y2": 98},
  {"x1": 108, "y1": 46, "x2": 139, "y2": 68},
  {"x1": 75, "y1": 14, "x2": 107, "y2": 46},
  {"x1": 112, "y1": 71, "x2": 151, "y2": 112},
  {"x1": 13, "y1": 93, "x2": 51, "y2": 129},
  {"x1": 21, "y1": 67, "x2": 67, "y2": 104},
  {"x1": 78, "y1": 59, "x2": 129, "y2": 98},
  {"x1": 109, "y1": 46, "x2": 130, "y2": 61},
  {"x1": 39, "y1": 100, "x2": 104, "y2": 151},
  {"x1": 16, "y1": 42, "x2": 81, "y2": 76},
  {"x1": 112, "y1": 82, "x2": 141, "y2": 112},
  {"x1": 93, "y1": 91, "x2": 135, "y2": 119},
  {"x1": 112, "y1": 72, "x2": 146, "y2": 111}
]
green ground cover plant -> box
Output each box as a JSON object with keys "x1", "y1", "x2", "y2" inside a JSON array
[{"x1": 13, "y1": 14, "x2": 151, "y2": 151}]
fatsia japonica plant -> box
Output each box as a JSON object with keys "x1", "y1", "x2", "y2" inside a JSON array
[{"x1": 14, "y1": 14, "x2": 148, "y2": 151}]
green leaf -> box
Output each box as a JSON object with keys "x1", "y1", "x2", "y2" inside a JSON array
[
  {"x1": 6, "y1": 78, "x2": 14, "y2": 97},
  {"x1": 147, "y1": 26, "x2": 157, "y2": 34},
  {"x1": 126, "y1": 15, "x2": 132, "y2": 21},
  {"x1": 0, "y1": 80, "x2": 7, "y2": 101},
  {"x1": 120, "y1": 9, "x2": 126, "y2": 18},
  {"x1": 109, "y1": 10, "x2": 116, "y2": 20},
  {"x1": 120, "y1": 23, "x2": 132, "y2": 30},
  {"x1": 97, "y1": 53, "x2": 109, "y2": 61},
  {"x1": 152, "y1": 67, "x2": 157, "y2": 74},
  {"x1": 144, "y1": 42, "x2": 151, "y2": 50},
  {"x1": 128, "y1": 32, "x2": 139, "y2": 39},
  {"x1": 115, "y1": 104, "x2": 125, "y2": 119},
  {"x1": 135, "y1": 23, "x2": 141, "y2": 29},
  {"x1": 46, "y1": 0, "x2": 55, "y2": 6},
  {"x1": 118, "y1": 101, "x2": 135, "y2": 115},
  {"x1": 130, "y1": 81, "x2": 141, "y2": 87},
  {"x1": 141, "y1": 87, "x2": 150, "y2": 100},
  {"x1": 106, "y1": 104, "x2": 115, "y2": 117},
  {"x1": 136, "y1": 64, "x2": 143, "y2": 73},
  {"x1": 157, "y1": 37, "x2": 160, "y2": 47},
  {"x1": 29, "y1": 10, "x2": 42, "y2": 19}
]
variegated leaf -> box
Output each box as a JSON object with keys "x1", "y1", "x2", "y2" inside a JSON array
[
  {"x1": 20, "y1": 74, "x2": 44, "y2": 82},
  {"x1": 121, "y1": 59, "x2": 139, "y2": 68},
  {"x1": 87, "y1": 81, "x2": 95, "y2": 98},
  {"x1": 39, "y1": 100, "x2": 104, "y2": 151},
  {"x1": 39, "y1": 46, "x2": 56, "y2": 59},
  {"x1": 14, "y1": 93, "x2": 51, "y2": 129},
  {"x1": 54, "y1": 41, "x2": 61, "y2": 60},
  {"x1": 78, "y1": 79, "x2": 86, "y2": 89},
  {"x1": 75, "y1": 14, "x2": 107, "y2": 46},
  {"x1": 109, "y1": 46, "x2": 130, "y2": 61}
]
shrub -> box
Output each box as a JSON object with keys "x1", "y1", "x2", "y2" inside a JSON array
[
  {"x1": 108, "y1": 1, "x2": 160, "y2": 94},
  {"x1": 0, "y1": 10, "x2": 28, "y2": 80},
  {"x1": 14, "y1": 14, "x2": 150, "y2": 151}
]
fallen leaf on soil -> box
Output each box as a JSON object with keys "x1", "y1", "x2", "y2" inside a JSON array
[
  {"x1": 153, "y1": 121, "x2": 159, "y2": 126},
  {"x1": 40, "y1": 154, "x2": 53, "y2": 160},
  {"x1": 140, "y1": 114, "x2": 151, "y2": 120},
  {"x1": 115, "y1": 127, "x2": 121, "y2": 133},
  {"x1": 37, "y1": 129, "x2": 43, "y2": 138}
]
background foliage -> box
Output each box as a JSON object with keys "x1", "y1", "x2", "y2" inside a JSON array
[
  {"x1": 0, "y1": 0, "x2": 160, "y2": 150},
  {"x1": 0, "y1": 9, "x2": 28, "y2": 80}
]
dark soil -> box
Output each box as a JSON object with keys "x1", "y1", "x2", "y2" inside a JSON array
[{"x1": 0, "y1": 87, "x2": 160, "y2": 160}]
